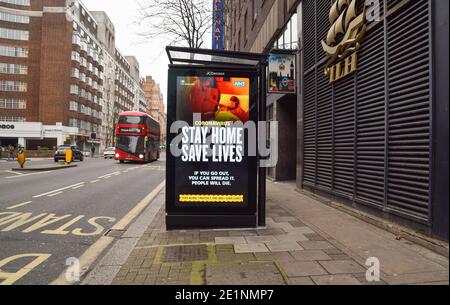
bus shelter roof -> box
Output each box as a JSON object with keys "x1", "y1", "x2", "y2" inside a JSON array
[{"x1": 166, "y1": 46, "x2": 267, "y2": 68}]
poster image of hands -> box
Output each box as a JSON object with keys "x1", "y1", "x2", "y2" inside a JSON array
[{"x1": 176, "y1": 76, "x2": 250, "y2": 123}]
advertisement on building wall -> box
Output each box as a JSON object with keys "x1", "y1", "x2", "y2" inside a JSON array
[
  {"x1": 166, "y1": 67, "x2": 258, "y2": 229},
  {"x1": 268, "y1": 52, "x2": 297, "y2": 94}
]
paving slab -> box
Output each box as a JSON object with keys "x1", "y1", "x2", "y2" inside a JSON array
[
  {"x1": 205, "y1": 262, "x2": 286, "y2": 285},
  {"x1": 290, "y1": 250, "x2": 332, "y2": 261},
  {"x1": 244, "y1": 235, "x2": 278, "y2": 244},
  {"x1": 234, "y1": 243, "x2": 270, "y2": 253},
  {"x1": 266, "y1": 241, "x2": 304, "y2": 252},
  {"x1": 274, "y1": 233, "x2": 309, "y2": 243},
  {"x1": 215, "y1": 236, "x2": 246, "y2": 245},
  {"x1": 319, "y1": 260, "x2": 366, "y2": 274},
  {"x1": 299, "y1": 241, "x2": 336, "y2": 250},
  {"x1": 383, "y1": 270, "x2": 449, "y2": 285},
  {"x1": 290, "y1": 277, "x2": 315, "y2": 285},
  {"x1": 280, "y1": 261, "x2": 328, "y2": 277},
  {"x1": 311, "y1": 274, "x2": 362, "y2": 285}
]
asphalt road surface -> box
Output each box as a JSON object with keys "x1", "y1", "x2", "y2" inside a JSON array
[{"x1": 0, "y1": 155, "x2": 165, "y2": 285}]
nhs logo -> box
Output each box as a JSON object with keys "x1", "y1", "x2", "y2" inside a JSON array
[{"x1": 234, "y1": 81, "x2": 246, "y2": 87}]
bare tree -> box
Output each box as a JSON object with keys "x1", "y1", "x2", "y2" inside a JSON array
[{"x1": 136, "y1": 0, "x2": 213, "y2": 48}]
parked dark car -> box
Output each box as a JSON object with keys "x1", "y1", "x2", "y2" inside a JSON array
[{"x1": 54, "y1": 145, "x2": 84, "y2": 162}]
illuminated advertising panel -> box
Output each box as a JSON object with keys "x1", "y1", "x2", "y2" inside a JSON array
[{"x1": 166, "y1": 67, "x2": 258, "y2": 229}]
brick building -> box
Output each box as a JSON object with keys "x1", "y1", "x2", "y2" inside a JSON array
[
  {"x1": 143, "y1": 75, "x2": 166, "y2": 145},
  {"x1": 225, "y1": 0, "x2": 449, "y2": 240},
  {"x1": 0, "y1": 0, "x2": 103, "y2": 151},
  {"x1": 0, "y1": 0, "x2": 148, "y2": 152}
]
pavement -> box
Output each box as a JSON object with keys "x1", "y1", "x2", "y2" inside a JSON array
[
  {"x1": 0, "y1": 156, "x2": 165, "y2": 285},
  {"x1": 81, "y1": 180, "x2": 449, "y2": 286}
]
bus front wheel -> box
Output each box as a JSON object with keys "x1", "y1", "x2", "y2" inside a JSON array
[{"x1": 119, "y1": 160, "x2": 124, "y2": 164}]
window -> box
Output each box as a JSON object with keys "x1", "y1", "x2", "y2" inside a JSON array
[
  {"x1": 0, "y1": 116, "x2": 25, "y2": 122},
  {"x1": 0, "y1": 45, "x2": 28, "y2": 58},
  {"x1": 0, "y1": 0, "x2": 30, "y2": 5},
  {"x1": 0, "y1": 12, "x2": 30, "y2": 24},
  {"x1": 70, "y1": 84, "x2": 78, "y2": 94},
  {"x1": 0, "y1": 80, "x2": 27, "y2": 92},
  {"x1": 252, "y1": 0, "x2": 257, "y2": 20},
  {"x1": 238, "y1": 30, "x2": 241, "y2": 51},
  {"x1": 69, "y1": 101, "x2": 78, "y2": 111},
  {"x1": 0, "y1": 98, "x2": 26, "y2": 109},
  {"x1": 0, "y1": 63, "x2": 27, "y2": 75},
  {"x1": 71, "y1": 51, "x2": 80, "y2": 61},
  {"x1": 69, "y1": 118, "x2": 78, "y2": 128},
  {"x1": 0, "y1": 28, "x2": 29, "y2": 41},
  {"x1": 244, "y1": 11, "x2": 248, "y2": 41},
  {"x1": 71, "y1": 68, "x2": 79, "y2": 78},
  {"x1": 274, "y1": 13, "x2": 298, "y2": 49}
]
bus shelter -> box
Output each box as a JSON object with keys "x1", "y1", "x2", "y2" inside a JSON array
[{"x1": 165, "y1": 46, "x2": 268, "y2": 230}]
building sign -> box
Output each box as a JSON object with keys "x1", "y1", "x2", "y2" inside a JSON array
[
  {"x1": 166, "y1": 67, "x2": 258, "y2": 229},
  {"x1": 321, "y1": 0, "x2": 368, "y2": 82},
  {"x1": 212, "y1": 0, "x2": 225, "y2": 50},
  {"x1": 0, "y1": 124, "x2": 15, "y2": 130},
  {"x1": 268, "y1": 52, "x2": 296, "y2": 94}
]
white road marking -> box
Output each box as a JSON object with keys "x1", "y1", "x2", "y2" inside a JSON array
[
  {"x1": 72, "y1": 185, "x2": 84, "y2": 190},
  {"x1": 47, "y1": 191, "x2": 63, "y2": 197},
  {"x1": 5, "y1": 170, "x2": 23, "y2": 175},
  {"x1": 33, "y1": 182, "x2": 84, "y2": 198},
  {"x1": 98, "y1": 171, "x2": 120, "y2": 179},
  {"x1": 6, "y1": 201, "x2": 33, "y2": 210},
  {"x1": 5, "y1": 171, "x2": 52, "y2": 179},
  {"x1": 50, "y1": 180, "x2": 166, "y2": 285},
  {"x1": 90, "y1": 179, "x2": 100, "y2": 184}
]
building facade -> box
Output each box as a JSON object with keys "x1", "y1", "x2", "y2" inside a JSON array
[
  {"x1": 0, "y1": 1, "x2": 149, "y2": 152},
  {"x1": 225, "y1": 0, "x2": 449, "y2": 240},
  {"x1": 143, "y1": 75, "x2": 166, "y2": 145},
  {"x1": 0, "y1": 0, "x2": 104, "y2": 151}
]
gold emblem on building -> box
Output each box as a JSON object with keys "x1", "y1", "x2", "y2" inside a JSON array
[{"x1": 321, "y1": 0, "x2": 367, "y2": 82}]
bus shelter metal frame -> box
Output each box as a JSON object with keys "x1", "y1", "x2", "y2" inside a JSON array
[{"x1": 166, "y1": 46, "x2": 268, "y2": 227}]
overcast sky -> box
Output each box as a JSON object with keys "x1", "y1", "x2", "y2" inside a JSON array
[{"x1": 82, "y1": 0, "x2": 171, "y2": 107}]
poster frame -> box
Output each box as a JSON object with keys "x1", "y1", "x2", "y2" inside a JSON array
[
  {"x1": 166, "y1": 65, "x2": 260, "y2": 230},
  {"x1": 267, "y1": 49, "x2": 298, "y2": 95}
]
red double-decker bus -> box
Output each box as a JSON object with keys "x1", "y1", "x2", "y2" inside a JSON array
[{"x1": 115, "y1": 111, "x2": 160, "y2": 163}]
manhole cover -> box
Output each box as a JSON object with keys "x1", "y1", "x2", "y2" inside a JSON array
[{"x1": 162, "y1": 245, "x2": 208, "y2": 262}]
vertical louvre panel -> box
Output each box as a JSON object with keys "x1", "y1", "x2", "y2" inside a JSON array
[
  {"x1": 303, "y1": 70, "x2": 316, "y2": 185},
  {"x1": 316, "y1": 0, "x2": 332, "y2": 63},
  {"x1": 333, "y1": 74, "x2": 355, "y2": 197},
  {"x1": 316, "y1": 68, "x2": 332, "y2": 190},
  {"x1": 387, "y1": 0, "x2": 403, "y2": 10},
  {"x1": 301, "y1": 0, "x2": 432, "y2": 225},
  {"x1": 302, "y1": 0, "x2": 317, "y2": 186},
  {"x1": 356, "y1": 24, "x2": 386, "y2": 207},
  {"x1": 303, "y1": 0, "x2": 316, "y2": 71},
  {"x1": 387, "y1": 0, "x2": 431, "y2": 221}
]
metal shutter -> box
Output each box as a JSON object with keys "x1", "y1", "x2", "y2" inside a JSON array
[
  {"x1": 302, "y1": 0, "x2": 318, "y2": 187},
  {"x1": 386, "y1": 0, "x2": 431, "y2": 222},
  {"x1": 301, "y1": 0, "x2": 432, "y2": 224},
  {"x1": 355, "y1": 23, "x2": 386, "y2": 207}
]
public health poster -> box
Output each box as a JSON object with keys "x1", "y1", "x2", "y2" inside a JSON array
[{"x1": 174, "y1": 75, "x2": 252, "y2": 208}]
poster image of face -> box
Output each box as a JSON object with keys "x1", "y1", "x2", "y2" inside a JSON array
[
  {"x1": 268, "y1": 53, "x2": 296, "y2": 93},
  {"x1": 177, "y1": 76, "x2": 250, "y2": 123}
]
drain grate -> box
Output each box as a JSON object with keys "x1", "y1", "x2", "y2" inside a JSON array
[
  {"x1": 162, "y1": 245, "x2": 208, "y2": 262},
  {"x1": 104, "y1": 229, "x2": 126, "y2": 238}
]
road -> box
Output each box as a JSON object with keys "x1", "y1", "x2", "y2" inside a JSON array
[{"x1": 0, "y1": 156, "x2": 165, "y2": 285}]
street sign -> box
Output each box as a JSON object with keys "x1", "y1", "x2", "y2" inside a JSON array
[{"x1": 166, "y1": 66, "x2": 259, "y2": 230}]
